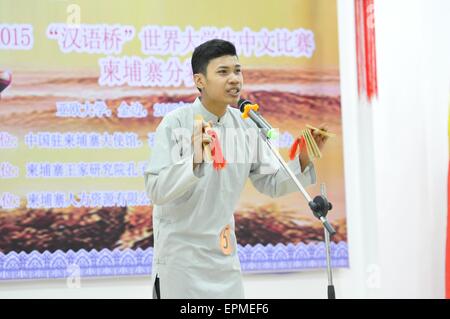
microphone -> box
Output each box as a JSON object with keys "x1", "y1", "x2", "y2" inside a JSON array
[{"x1": 238, "y1": 98, "x2": 278, "y2": 139}]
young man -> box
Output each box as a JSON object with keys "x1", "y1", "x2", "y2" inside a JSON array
[{"x1": 144, "y1": 39, "x2": 328, "y2": 299}]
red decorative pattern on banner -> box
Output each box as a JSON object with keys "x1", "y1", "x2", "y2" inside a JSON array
[{"x1": 355, "y1": 0, "x2": 378, "y2": 102}]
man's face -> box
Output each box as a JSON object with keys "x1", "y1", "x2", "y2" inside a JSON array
[{"x1": 196, "y1": 55, "x2": 243, "y2": 107}]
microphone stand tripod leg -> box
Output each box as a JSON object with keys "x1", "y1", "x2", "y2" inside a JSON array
[{"x1": 321, "y1": 183, "x2": 336, "y2": 299}]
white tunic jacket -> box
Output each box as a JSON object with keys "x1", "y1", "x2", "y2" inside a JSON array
[{"x1": 144, "y1": 97, "x2": 316, "y2": 299}]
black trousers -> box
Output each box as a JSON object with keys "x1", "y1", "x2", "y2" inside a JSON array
[{"x1": 153, "y1": 276, "x2": 161, "y2": 299}]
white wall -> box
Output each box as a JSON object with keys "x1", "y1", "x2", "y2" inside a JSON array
[
  {"x1": 372, "y1": 0, "x2": 449, "y2": 298},
  {"x1": 0, "y1": 0, "x2": 449, "y2": 298}
]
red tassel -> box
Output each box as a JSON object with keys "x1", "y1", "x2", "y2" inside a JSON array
[
  {"x1": 289, "y1": 136, "x2": 306, "y2": 160},
  {"x1": 355, "y1": 0, "x2": 378, "y2": 102},
  {"x1": 289, "y1": 138, "x2": 300, "y2": 160},
  {"x1": 206, "y1": 130, "x2": 226, "y2": 170}
]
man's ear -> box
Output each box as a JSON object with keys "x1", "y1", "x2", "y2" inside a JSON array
[{"x1": 194, "y1": 73, "x2": 205, "y2": 91}]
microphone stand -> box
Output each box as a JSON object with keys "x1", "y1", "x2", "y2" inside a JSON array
[
  {"x1": 321, "y1": 183, "x2": 336, "y2": 299},
  {"x1": 261, "y1": 131, "x2": 337, "y2": 299},
  {"x1": 261, "y1": 133, "x2": 335, "y2": 234}
]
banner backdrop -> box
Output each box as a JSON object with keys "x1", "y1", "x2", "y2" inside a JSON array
[{"x1": 0, "y1": 0, "x2": 348, "y2": 280}]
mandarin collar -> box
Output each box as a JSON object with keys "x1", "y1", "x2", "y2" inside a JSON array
[{"x1": 192, "y1": 97, "x2": 230, "y2": 125}]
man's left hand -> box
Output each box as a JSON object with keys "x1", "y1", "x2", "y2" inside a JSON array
[{"x1": 299, "y1": 124, "x2": 329, "y2": 171}]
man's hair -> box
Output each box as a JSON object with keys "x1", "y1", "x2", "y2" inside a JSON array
[{"x1": 191, "y1": 39, "x2": 237, "y2": 92}]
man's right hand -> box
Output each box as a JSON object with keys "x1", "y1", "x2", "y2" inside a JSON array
[{"x1": 192, "y1": 118, "x2": 213, "y2": 169}]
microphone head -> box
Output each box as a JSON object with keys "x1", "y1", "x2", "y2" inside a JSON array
[{"x1": 238, "y1": 98, "x2": 252, "y2": 113}]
